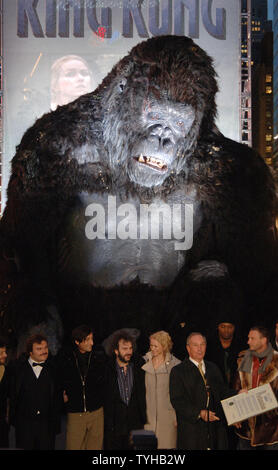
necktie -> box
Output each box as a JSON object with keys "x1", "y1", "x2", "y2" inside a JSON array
[
  {"x1": 32, "y1": 362, "x2": 44, "y2": 367},
  {"x1": 198, "y1": 362, "x2": 206, "y2": 384},
  {"x1": 198, "y1": 362, "x2": 210, "y2": 408}
]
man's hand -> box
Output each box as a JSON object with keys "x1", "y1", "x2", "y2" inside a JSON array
[
  {"x1": 233, "y1": 422, "x2": 242, "y2": 429},
  {"x1": 238, "y1": 388, "x2": 248, "y2": 394},
  {"x1": 200, "y1": 410, "x2": 220, "y2": 422}
]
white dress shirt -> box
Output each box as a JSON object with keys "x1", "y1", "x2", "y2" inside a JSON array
[
  {"x1": 28, "y1": 357, "x2": 44, "y2": 378},
  {"x1": 189, "y1": 357, "x2": 206, "y2": 374}
]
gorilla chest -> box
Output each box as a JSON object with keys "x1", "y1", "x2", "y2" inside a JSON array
[{"x1": 58, "y1": 191, "x2": 202, "y2": 288}]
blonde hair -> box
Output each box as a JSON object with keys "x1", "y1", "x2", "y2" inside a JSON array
[
  {"x1": 50, "y1": 54, "x2": 93, "y2": 106},
  {"x1": 150, "y1": 330, "x2": 173, "y2": 353}
]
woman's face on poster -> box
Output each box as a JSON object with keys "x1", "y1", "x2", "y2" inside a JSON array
[{"x1": 56, "y1": 59, "x2": 93, "y2": 105}]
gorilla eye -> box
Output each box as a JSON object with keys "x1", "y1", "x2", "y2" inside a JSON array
[
  {"x1": 176, "y1": 120, "x2": 185, "y2": 128},
  {"x1": 148, "y1": 112, "x2": 161, "y2": 121}
]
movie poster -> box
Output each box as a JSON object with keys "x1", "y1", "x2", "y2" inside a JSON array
[{"x1": 1, "y1": 0, "x2": 240, "y2": 209}]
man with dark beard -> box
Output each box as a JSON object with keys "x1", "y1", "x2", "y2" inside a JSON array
[{"x1": 104, "y1": 330, "x2": 146, "y2": 450}]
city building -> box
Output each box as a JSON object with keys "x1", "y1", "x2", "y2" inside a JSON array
[
  {"x1": 251, "y1": 0, "x2": 269, "y2": 64},
  {"x1": 273, "y1": 0, "x2": 278, "y2": 166},
  {"x1": 240, "y1": 0, "x2": 253, "y2": 147},
  {"x1": 252, "y1": 29, "x2": 274, "y2": 165},
  {"x1": 240, "y1": 0, "x2": 275, "y2": 171}
]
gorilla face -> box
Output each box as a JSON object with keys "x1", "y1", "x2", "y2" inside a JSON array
[
  {"x1": 128, "y1": 99, "x2": 197, "y2": 188},
  {"x1": 101, "y1": 35, "x2": 217, "y2": 189}
]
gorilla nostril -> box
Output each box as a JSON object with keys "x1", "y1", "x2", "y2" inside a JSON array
[
  {"x1": 162, "y1": 138, "x2": 172, "y2": 148},
  {"x1": 164, "y1": 127, "x2": 171, "y2": 134}
]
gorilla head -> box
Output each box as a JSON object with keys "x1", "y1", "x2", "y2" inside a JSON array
[
  {"x1": 128, "y1": 98, "x2": 196, "y2": 187},
  {"x1": 99, "y1": 35, "x2": 218, "y2": 188}
]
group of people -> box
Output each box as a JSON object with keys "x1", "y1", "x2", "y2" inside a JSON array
[{"x1": 0, "y1": 319, "x2": 277, "y2": 451}]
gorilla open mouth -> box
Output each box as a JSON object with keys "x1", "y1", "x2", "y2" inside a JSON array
[{"x1": 134, "y1": 154, "x2": 168, "y2": 172}]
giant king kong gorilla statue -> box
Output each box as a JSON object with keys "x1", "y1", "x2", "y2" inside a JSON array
[{"x1": 0, "y1": 35, "x2": 277, "y2": 356}]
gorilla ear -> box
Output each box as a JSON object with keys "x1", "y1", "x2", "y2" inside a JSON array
[{"x1": 118, "y1": 78, "x2": 127, "y2": 93}]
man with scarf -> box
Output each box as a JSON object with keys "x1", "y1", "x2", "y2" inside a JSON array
[{"x1": 234, "y1": 326, "x2": 278, "y2": 450}]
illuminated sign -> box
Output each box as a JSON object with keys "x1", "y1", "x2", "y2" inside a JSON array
[
  {"x1": 2, "y1": 0, "x2": 240, "y2": 209},
  {"x1": 17, "y1": 0, "x2": 226, "y2": 40}
]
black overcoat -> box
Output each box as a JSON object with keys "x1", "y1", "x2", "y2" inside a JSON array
[{"x1": 170, "y1": 358, "x2": 233, "y2": 450}]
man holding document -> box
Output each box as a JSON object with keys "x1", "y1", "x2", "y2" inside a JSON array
[{"x1": 234, "y1": 326, "x2": 278, "y2": 450}]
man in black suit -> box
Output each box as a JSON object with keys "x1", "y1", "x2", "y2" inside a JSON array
[
  {"x1": 104, "y1": 330, "x2": 146, "y2": 450},
  {"x1": 9, "y1": 334, "x2": 61, "y2": 450},
  {"x1": 170, "y1": 332, "x2": 233, "y2": 450}
]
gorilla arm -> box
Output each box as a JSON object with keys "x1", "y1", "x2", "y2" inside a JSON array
[
  {"x1": 200, "y1": 136, "x2": 278, "y2": 292},
  {"x1": 0, "y1": 96, "x2": 106, "y2": 353},
  {"x1": 178, "y1": 134, "x2": 278, "y2": 334}
]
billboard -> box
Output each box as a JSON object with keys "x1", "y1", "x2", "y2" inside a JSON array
[{"x1": 2, "y1": 0, "x2": 240, "y2": 209}]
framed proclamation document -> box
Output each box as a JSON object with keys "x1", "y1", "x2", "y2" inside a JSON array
[{"x1": 221, "y1": 384, "x2": 278, "y2": 426}]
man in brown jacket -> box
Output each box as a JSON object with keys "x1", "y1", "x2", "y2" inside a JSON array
[{"x1": 234, "y1": 326, "x2": 278, "y2": 450}]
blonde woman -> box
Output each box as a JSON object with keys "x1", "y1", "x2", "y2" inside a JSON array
[
  {"x1": 50, "y1": 55, "x2": 95, "y2": 110},
  {"x1": 142, "y1": 331, "x2": 180, "y2": 449}
]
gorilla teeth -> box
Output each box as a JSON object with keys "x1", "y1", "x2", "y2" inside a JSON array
[{"x1": 136, "y1": 155, "x2": 167, "y2": 172}]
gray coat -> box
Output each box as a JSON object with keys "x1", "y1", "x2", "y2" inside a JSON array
[{"x1": 142, "y1": 352, "x2": 180, "y2": 449}]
